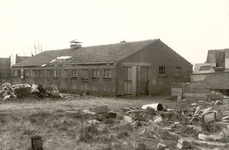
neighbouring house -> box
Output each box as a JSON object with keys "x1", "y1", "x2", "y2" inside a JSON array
[
  {"x1": 0, "y1": 57, "x2": 11, "y2": 86},
  {"x1": 190, "y1": 48, "x2": 229, "y2": 94},
  {"x1": 11, "y1": 39, "x2": 192, "y2": 96},
  {"x1": 15, "y1": 54, "x2": 31, "y2": 64}
]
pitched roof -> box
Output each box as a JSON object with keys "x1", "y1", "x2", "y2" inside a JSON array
[
  {"x1": 16, "y1": 55, "x2": 31, "y2": 64},
  {"x1": 0, "y1": 58, "x2": 10, "y2": 70},
  {"x1": 12, "y1": 39, "x2": 158, "y2": 67}
]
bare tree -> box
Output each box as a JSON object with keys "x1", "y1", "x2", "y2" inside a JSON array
[{"x1": 28, "y1": 41, "x2": 46, "y2": 56}]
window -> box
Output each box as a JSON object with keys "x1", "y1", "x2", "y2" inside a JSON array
[
  {"x1": 72, "y1": 69, "x2": 77, "y2": 77},
  {"x1": 17, "y1": 70, "x2": 21, "y2": 78},
  {"x1": 175, "y1": 67, "x2": 182, "y2": 76},
  {"x1": 63, "y1": 70, "x2": 67, "y2": 78},
  {"x1": 92, "y1": 69, "x2": 99, "y2": 79},
  {"x1": 13, "y1": 70, "x2": 17, "y2": 77},
  {"x1": 82, "y1": 70, "x2": 89, "y2": 83},
  {"x1": 54, "y1": 70, "x2": 59, "y2": 77},
  {"x1": 104, "y1": 69, "x2": 111, "y2": 78},
  {"x1": 20, "y1": 69, "x2": 24, "y2": 78},
  {"x1": 25, "y1": 70, "x2": 30, "y2": 78},
  {"x1": 159, "y1": 66, "x2": 166, "y2": 76},
  {"x1": 31, "y1": 70, "x2": 35, "y2": 78},
  {"x1": 62, "y1": 70, "x2": 67, "y2": 82},
  {"x1": 46, "y1": 70, "x2": 50, "y2": 78},
  {"x1": 38, "y1": 70, "x2": 43, "y2": 78}
]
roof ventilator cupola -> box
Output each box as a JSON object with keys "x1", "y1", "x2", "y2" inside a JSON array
[{"x1": 70, "y1": 39, "x2": 82, "y2": 49}]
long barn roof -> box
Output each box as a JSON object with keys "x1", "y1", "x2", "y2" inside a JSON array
[{"x1": 12, "y1": 39, "x2": 158, "y2": 67}]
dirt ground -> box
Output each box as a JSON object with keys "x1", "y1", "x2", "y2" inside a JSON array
[{"x1": 0, "y1": 95, "x2": 227, "y2": 150}]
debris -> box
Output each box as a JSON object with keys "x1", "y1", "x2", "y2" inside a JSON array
[
  {"x1": 203, "y1": 112, "x2": 216, "y2": 123},
  {"x1": 31, "y1": 84, "x2": 48, "y2": 99},
  {"x1": 122, "y1": 115, "x2": 132, "y2": 123},
  {"x1": 177, "y1": 138, "x2": 193, "y2": 149},
  {"x1": 14, "y1": 86, "x2": 31, "y2": 98},
  {"x1": 154, "y1": 116, "x2": 163, "y2": 124},
  {"x1": 2, "y1": 95, "x2": 11, "y2": 101},
  {"x1": 31, "y1": 136, "x2": 43, "y2": 150},
  {"x1": 222, "y1": 116, "x2": 229, "y2": 123},
  {"x1": 157, "y1": 143, "x2": 166, "y2": 150},
  {"x1": 215, "y1": 100, "x2": 223, "y2": 105},
  {"x1": 47, "y1": 84, "x2": 63, "y2": 98},
  {"x1": 87, "y1": 119, "x2": 100, "y2": 126},
  {"x1": 142, "y1": 103, "x2": 164, "y2": 111},
  {"x1": 198, "y1": 133, "x2": 222, "y2": 141},
  {"x1": 122, "y1": 142, "x2": 128, "y2": 146},
  {"x1": 0, "y1": 82, "x2": 16, "y2": 100},
  {"x1": 92, "y1": 105, "x2": 109, "y2": 114}
]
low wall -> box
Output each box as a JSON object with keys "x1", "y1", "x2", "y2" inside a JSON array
[{"x1": 171, "y1": 83, "x2": 210, "y2": 99}]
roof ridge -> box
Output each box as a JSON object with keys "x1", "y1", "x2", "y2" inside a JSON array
[{"x1": 83, "y1": 39, "x2": 157, "y2": 48}]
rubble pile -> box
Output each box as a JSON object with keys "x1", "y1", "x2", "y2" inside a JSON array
[
  {"x1": 0, "y1": 82, "x2": 63, "y2": 101},
  {"x1": 70, "y1": 95, "x2": 229, "y2": 149}
]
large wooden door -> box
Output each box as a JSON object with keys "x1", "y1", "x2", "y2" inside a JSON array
[
  {"x1": 81, "y1": 70, "x2": 89, "y2": 93},
  {"x1": 124, "y1": 67, "x2": 132, "y2": 95},
  {"x1": 138, "y1": 66, "x2": 149, "y2": 95}
]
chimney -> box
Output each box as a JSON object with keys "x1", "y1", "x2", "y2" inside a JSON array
[
  {"x1": 225, "y1": 49, "x2": 229, "y2": 69},
  {"x1": 70, "y1": 39, "x2": 82, "y2": 49}
]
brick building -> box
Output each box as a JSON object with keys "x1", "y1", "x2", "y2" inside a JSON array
[
  {"x1": 0, "y1": 57, "x2": 11, "y2": 85},
  {"x1": 11, "y1": 39, "x2": 192, "y2": 96}
]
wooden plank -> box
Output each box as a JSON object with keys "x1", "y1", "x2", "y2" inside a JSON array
[
  {"x1": 193, "y1": 93, "x2": 206, "y2": 98},
  {"x1": 204, "y1": 112, "x2": 216, "y2": 123},
  {"x1": 171, "y1": 88, "x2": 182, "y2": 92},
  {"x1": 171, "y1": 91, "x2": 179, "y2": 96},
  {"x1": 183, "y1": 93, "x2": 194, "y2": 97},
  {"x1": 193, "y1": 84, "x2": 205, "y2": 89},
  {"x1": 171, "y1": 83, "x2": 183, "y2": 88},
  {"x1": 177, "y1": 91, "x2": 182, "y2": 101},
  {"x1": 193, "y1": 88, "x2": 205, "y2": 93},
  {"x1": 182, "y1": 87, "x2": 193, "y2": 93}
]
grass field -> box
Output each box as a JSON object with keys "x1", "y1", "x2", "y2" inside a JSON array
[{"x1": 0, "y1": 95, "x2": 225, "y2": 150}]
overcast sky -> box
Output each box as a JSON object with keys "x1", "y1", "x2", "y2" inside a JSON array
[{"x1": 0, "y1": 0, "x2": 228, "y2": 64}]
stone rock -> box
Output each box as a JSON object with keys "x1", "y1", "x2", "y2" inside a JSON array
[{"x1": 123, "y1": 115, "x2": 132, "y2": 123}]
